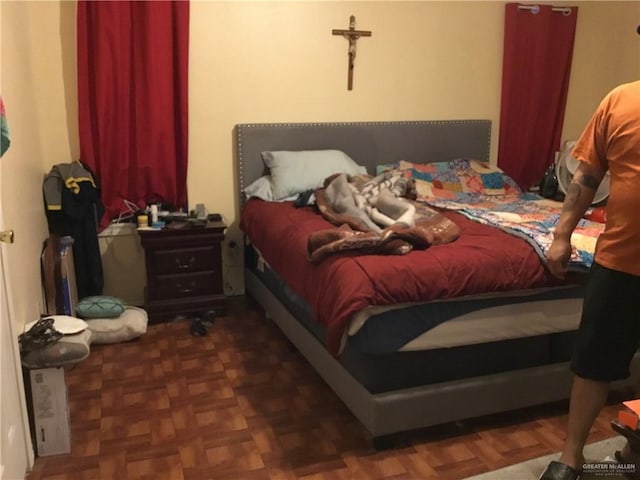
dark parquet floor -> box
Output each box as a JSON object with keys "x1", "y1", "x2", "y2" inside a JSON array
[{"x1": 26, "y1": 296, "x2": 635, "y2": 480}]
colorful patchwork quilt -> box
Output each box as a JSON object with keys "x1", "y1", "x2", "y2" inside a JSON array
[{"x1": 393, "y1": 159, "x2": 603, "y2": 271}]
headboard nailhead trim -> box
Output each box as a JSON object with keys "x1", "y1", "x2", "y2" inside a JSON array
[{"x1": 235, "y1": 120, "x2": 492, "y2": 206}]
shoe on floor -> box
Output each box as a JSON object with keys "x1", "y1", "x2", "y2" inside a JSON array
[
  {"x1": 615, "y1": 449, "x2": 640, "y2": 464},
  {"x1": 538, "y1": 460, "x2": 581, "y2": 480},
  {"x1": 189, "y1": 319, "x2": 208, "y2": 336},
  {"x1": 614, "y1": 450, "x2": 640, "y2": 479}
]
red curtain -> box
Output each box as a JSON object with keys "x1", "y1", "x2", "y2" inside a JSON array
[
  {"x1": 497, "y1": 3, "x2": 577, "y2": 190},
  {"x1": 77, "y1": 0, "x2": 189, "y2": 229}
]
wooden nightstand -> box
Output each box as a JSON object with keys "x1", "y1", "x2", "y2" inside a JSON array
[{"x1": 138, "y1": 221, "x2": 227, "y2": 323}]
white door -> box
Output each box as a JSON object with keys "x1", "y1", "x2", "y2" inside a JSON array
[{"x1": 0, "y1": 160, "x2": 33, "y2": 477}]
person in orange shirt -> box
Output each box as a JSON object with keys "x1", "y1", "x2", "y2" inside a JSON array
[{"x1": 540, "y1": 80, "x2": 640, "y2": 480}]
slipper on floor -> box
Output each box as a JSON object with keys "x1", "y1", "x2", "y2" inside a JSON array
[
  {"x1": 189, "y1": 319, "x2": 208, "y2": 337},
  {"x1": 538, "y1": 460, "x2": 581, "y2": 480},
  {"x1": 614, "y1": 449, "x2": 640, "y2": 465},
  {"x1": 614, "y1": 451, "x2": 640, "y2": 479}
]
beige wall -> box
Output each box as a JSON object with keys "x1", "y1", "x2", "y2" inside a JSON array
[
  {"x1": 2, "y1": 0, "x2": 639, "y2": 305},
  {"x1": 1, "y1": 1, "x2": 77, "y2": 329},
  {"x1": 564, "y1": 1, "x2": 640, "y2": 136},
  {"x1": 187, "y1": 1, "x2": 640, "y2": 293}
]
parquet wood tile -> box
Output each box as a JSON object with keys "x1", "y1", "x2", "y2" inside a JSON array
[{"x1": 25, "y1": 296, "x2": 636, "y2": 480}]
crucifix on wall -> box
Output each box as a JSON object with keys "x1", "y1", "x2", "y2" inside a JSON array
[{"x1": 332, "y1": 15, "x2": 372, "y2": 91}]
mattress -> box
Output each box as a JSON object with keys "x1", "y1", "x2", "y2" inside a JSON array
[
  {"x1": 251, "y1": 243, "x2": 584, "y2": 351},
  {"x1": 247, "y1": 248, "x2": 582, "y2": 393},
  {"x1": 241, "y1": 199, "x2": 584, "y2": 355},
  {"x1": 348, "y1": 287, "x2": 584, "y2": 353}
]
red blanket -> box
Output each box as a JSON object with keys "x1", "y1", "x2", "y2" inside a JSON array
[{"x1": 241, "y1": 199, "x2": 570, "y2": 356}]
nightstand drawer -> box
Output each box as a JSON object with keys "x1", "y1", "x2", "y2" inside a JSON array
[
  {"x1": 152, "y1": 246, "x2": 219, "y2": 274},
  {"x1": 154, "y1": 271, "x2": 221, "y2": 299}
]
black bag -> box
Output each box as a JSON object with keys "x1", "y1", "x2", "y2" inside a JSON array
[
  {"x1": 539, "y1": 163, "x2": 559, "y2": 199},
  {"x1": 18, "y1": 317, "x2": 63, "y2": 354}
]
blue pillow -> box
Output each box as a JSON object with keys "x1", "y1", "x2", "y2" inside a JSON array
[{"x1": 75, "y1": 295, "x2": 125, "y2": 319}]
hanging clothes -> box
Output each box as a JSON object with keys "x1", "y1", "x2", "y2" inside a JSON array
[{"x1": 43, "y1": 161, "x2": 105, "y2": 300}]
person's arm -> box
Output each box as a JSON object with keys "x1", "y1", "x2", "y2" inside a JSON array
[
  {"x1": 555, "y1": 162, "x2": 604, "y2": 239},
  {"x1": 546, "y1": 162, "x2": 605, "y2": 279}
]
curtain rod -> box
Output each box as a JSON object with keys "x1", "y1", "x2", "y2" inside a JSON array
[{"x1": 518, "y1": 5, "x2": 573, "y2": 16}]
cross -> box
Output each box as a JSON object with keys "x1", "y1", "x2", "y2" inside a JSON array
[{"x1": 332, "y1": 15, "x2": 372, "y2": 90}]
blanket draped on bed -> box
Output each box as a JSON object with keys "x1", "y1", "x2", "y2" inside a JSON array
[
  {"x1": 307, "y1": 171, "x2": 460, "y2": 263},
  {"x1": 379, "y1": 160, "x2": 604, "y2": 272},
  {"x1": 420, "y1": 193, "x2": 603, "y2": 272}
]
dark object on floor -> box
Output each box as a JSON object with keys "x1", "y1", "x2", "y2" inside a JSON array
[
  {"x1": 189, "y1": 320, "x2": 207, "y2": 336},
  {"x1": 200, "y1": 310, "x2": 216, "y2": 327},
  {"x1": 614, "y1": 450, "x2": 640, "y2": 479},
  {"x1": 538, "y1": 460, "x2": 581, "y2": 480},
  {"x1": 189, "y1": 311, "x2": 216, "y2": 337},
  {"x1": 612, "y1": 418, "x2": 640, "y2": 479}
]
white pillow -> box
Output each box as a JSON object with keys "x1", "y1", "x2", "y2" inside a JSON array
[
  {"x1": 262, "y1": 150, "x2": 367, "y2": 200},
  {"x1": 85, "y1": 306, "x2": 148, "y2": 344},
  {"x1": 244, "y1": 176, "x2": 275, "y2": 201},
  {"x1": 243, "y1": 176, "x2": 300, "y2": 202}
]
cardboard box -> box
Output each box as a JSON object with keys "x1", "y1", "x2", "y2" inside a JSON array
[{"x1": 29, "y1": 367, "x2": 71, "y2": 456}]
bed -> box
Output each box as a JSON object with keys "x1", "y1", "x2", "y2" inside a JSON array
[{"x1": 234, "y1": 120, "x2": 640, "y2": 446}]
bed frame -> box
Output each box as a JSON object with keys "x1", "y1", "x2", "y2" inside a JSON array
[{"x1": 234, "y1": 120, "x2": 640, "y2": 444}]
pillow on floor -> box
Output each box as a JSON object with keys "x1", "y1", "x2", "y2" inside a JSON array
[
  {"x1": 76, "y1": 295, "x2": 125, "y2": 319},
  {"x1": 84, "y1": 306, "x2": 148, "y2": 344}
]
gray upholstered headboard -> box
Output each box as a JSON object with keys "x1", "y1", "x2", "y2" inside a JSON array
[{"x1": 234, "y1": 120, "x2": 491, "y2": 202}]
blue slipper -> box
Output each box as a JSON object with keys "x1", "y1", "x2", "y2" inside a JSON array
[{"x1": 538, "y1": 460, "x2": 581, "y2": 480}]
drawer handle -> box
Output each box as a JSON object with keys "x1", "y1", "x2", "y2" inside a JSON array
[
  {"x1": 176, "y1": 281, "x2": 195, "y2": 294},
  {"x1": 176, "y1": 256, "x2": 196, "y2": 269}
]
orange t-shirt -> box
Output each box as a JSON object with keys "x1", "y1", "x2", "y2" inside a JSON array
[{"x1": 572, "y1": 80, "x2": 640, "y2": 276}]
